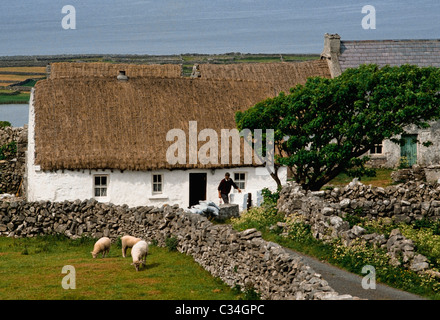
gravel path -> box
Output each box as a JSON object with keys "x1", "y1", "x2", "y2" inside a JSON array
[{"x1": 285, "y1": 247, "x2": 426, "y2": 300}]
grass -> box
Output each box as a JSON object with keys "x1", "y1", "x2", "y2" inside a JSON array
[
  {"x1": 230, "y1": 202, "x2": 440, "y2": 300},
  {"x1": 0, "y1": 235, "x2": 240, "y2": 300},
  {"x1": 0, "y1": 92, "x2": 30, "y2": 104},
  {"x1": 21, "y1": 79, "x2": 38, "y2": 87},
  {"x1": 325, "y1": 168, "x2": 394, "y2": 188}
]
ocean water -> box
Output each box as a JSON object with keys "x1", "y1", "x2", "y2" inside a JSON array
[
  {"x1": 0, "y1": 104, "x2": 28, "y2": 127},
  {"x1": 0, "y1": 0, "x2": 439, "y2": 56}
]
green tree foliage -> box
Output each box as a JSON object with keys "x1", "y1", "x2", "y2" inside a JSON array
[{"x1": 236, "y1": 64, "x2": 440, "y2": 190}]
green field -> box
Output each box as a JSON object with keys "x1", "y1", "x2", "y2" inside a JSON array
[
  {"x1": 0, "y1": 92, "x2": 30, "y2": 104},
  {"x1": 0, "y1": 235, "x2": 239, "y2": 300},
  {"x1": 325, "y1": 168, "x2": 395, "y2": 188}
]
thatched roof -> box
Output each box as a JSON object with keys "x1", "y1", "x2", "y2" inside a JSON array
[
  {"x1": 199, "y1": 60, "x2": 331, "y2": 93},
  {"x1": 33, "y1": 61, "x2": 331, "y2": 171},
  {"x1": 49, "y1": 62, "x2": 182, "y2": 79},
  {"x1": 34, "y1": 77, "x2": 277, "y2": 171}
]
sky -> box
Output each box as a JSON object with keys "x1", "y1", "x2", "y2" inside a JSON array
[{"x1": 0, "y1": 0, "x2": 439, "y2": 56}]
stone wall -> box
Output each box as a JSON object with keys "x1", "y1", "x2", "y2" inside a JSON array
[
  {"x1": 321, "y1": 179, "x2": 440, "y2": 223},
  {"x1": 0, "y1": 199, "x2": 354, "y2": 300},
  {"x1": 277, "y1": 180, "x2": 437, "y2": 273},
  {"x1": 0, "y1": 126, "x2": 27, "y2": 196}
]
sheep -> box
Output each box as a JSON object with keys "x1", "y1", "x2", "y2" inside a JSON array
[
  {"x1": 131, "y1": 240, "x2": 149, "y2": 271},
  {"x1": 90, "y1": 237, "x2": 111, "y2": 258},
  {"x1": 121, "y1": 235, "x2": 142, "y2": 258}
]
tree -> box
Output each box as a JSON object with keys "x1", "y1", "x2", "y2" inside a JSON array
[{"x1": 235, "y1": 64, "x2": 440, "y2": 191}]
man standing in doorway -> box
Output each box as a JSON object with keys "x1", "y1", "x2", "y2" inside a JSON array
[{"x1": 218, "y1": 172, "x2": 241, "y2": 204}]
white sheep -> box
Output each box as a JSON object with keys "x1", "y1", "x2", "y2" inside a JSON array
[
  {"x1": 90, "y1": 237, "x2": 111, "y2": 258},
  {"x1": 121, "y1": 235, "x2": 142, "y2": 258},
  {"x1": 131, "y1": 240, "x2": 149, "y2": 271}
]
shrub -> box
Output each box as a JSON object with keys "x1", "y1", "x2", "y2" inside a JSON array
[
  {"x1": 114, "y1": 237, "x2": 122, "y2": 249},
  {"x1": 400, "y1": 223, "x2": 440, "y2": 268},
  {"x1": 0, "y1": 141, "x2": 17, "y2": 160},
  {"x1": 165, "y1": 236, "x2": 179, "y2": 252},
  {"x1": 261, "y1": 188, "x2": 280, "y2": 205},
  {"x1": 234, "y1": 282, "x2": 261, "y2": 300},
  {"x1": 0, "y1": 121, "x2": 11, "y2": 128},
  {"x1": 241, "y1": 286, "x2": 261, "y2": 300},
  {"x1": 230, "y1": 204, "x2": 284, "y2": 231},
  {"x1": 398, "y1": 156, "x2": 410, "y2": 169},
  {"x1": 343, "y1": 212, "x2": 363, "y2": 228}
]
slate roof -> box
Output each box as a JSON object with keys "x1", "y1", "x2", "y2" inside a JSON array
[{"x1": 339, "y1": 39, "x2": 440, "y2": 72}]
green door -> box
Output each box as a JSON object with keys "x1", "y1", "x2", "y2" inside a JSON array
[{"x1": 400, "y1": 134, "x2": 417, "y2": 167}]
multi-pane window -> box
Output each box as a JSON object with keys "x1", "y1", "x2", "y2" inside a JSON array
[
  {"x1": 370, "y1": 143, "x2": 383, "y2": 155},
  {"x1": 234, "y1": 172, "x2": 246, "y2": 190},
  {"x1": 153, "y1": 174, "x2": 163, "y2": 194},
  {"x1": 94, "y1": 175, "x2": 108, "y2": 197}
]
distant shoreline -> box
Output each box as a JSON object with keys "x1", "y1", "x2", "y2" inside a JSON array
[
  {"x1": 0, "y1": 53, "x2": 320, "y2": 68},
  {"x1": 0, "y1": 100, "x2": 29, "y2": 105}
]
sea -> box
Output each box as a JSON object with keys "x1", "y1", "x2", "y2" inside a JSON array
[
  {"x1": 0, "y1": 104, "x2": 28, "y2": 127},
  {"x1": 0, "y1": 1, "x2": 439, "y2": 126},
  {"x1": 0, "y1": 0, "x2": 439, "y2": 56}
]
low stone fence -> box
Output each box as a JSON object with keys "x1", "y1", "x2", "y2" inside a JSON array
[
  {"x1": 0, "y1": 199, "x2": 354, "y2": 300},
  {"x1": 0, "y1": 126, "x2": 27, "y2": 196},
  {"x1": 277, "y1": 181, "x2": 436, "y2": 274},
  {"x1": 321, "y1": 179, "x2": 440, "y2": 223}
]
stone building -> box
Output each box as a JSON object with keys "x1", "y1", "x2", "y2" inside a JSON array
[{"x1": 321, "y1": 34, "x2": 440, "y2": 170}]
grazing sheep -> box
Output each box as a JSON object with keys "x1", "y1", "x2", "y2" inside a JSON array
[
  {"x1": 121, "y1": 235, "x2": 142, "y2": 258},
  {"x1": 91, "y1": 237, "x2": 111, "y2": 258},
  {"x1": 131, "y1": 240, "x2": 149, "y2": 271}
]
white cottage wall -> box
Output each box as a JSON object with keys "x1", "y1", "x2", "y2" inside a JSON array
[{"x1": 27, "y1": 90, "x2": 285, "y2": 211}]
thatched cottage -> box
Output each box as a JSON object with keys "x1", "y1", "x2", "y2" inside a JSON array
[
  {"x1": 27, "y1": 61, "x2": 331, "y2": 209},
  {"x1": 321, "y1": 34, "x2": 440, "y2": 171}
]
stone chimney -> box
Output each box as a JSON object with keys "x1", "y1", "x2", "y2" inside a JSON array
[
  {"x1": 190, "y1": 64, "x2": 201, "y2": 78},
  {"x1": 321, "y1": 33, "x2": 342, "y2": 78},
  {"x1": 46, "y1": 64, "x2": 51, "y2": 79},
  {"x1": 117, "y1": 70, "x2": 128, "y2": 81}
]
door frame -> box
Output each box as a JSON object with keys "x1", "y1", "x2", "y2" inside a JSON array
[
  {"x1": 400, "y1": 134, "x2": 418, "y2": 167},
  {"x1": 189, "y1": 172, "x2": 207, "y2": 208}
]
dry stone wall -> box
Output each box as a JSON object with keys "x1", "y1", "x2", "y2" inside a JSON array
[
  {"x1": 0, "y1": 126, "x2": 27, "y2": 196},
  {"x1": 0, "y1": 198, "x2": 355, "y2": 300},
  {"x1": 277, "y1": 180, "x2": 437, "y2": 274}
]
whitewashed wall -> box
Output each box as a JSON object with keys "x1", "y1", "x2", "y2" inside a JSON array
[{"x1": 27, "y1": 89, "x2": 286, "y2": 211}]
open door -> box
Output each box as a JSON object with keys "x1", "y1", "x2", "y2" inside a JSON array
[{"x1": 189, "y1": 173, "x2": 207, "y2": 207}]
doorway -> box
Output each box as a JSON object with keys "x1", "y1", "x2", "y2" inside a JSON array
[
  {"x1": 189, "y1": 173, "x2": 207, "y2": 207},
  {"x1": 400, "y1": 134, "x2": 418, "y2": 167}
]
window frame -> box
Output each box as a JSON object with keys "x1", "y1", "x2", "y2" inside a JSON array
[
  {"x1": 369, "y1": 143, "x2": 384, "y2": 155},
  {"x1": 233, "y1": 172, "x2": 247, "y2": 191},
  {"x1": 93, "y1": 174, "x2": 109, "y2": 198},
  {"x1": 152, "y1": 174, "x2": 164, "y2": 194}
]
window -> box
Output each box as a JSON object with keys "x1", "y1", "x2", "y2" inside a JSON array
[
  {"x1": 152, "y1": 174, "x2": 163, "y2": 194},
  {"x1": 370, "y1": 143, "x2": 383, "y2": 155},
  {"x1": 234, "y1": 172, "x2": 246, "y2": 190},
  {"x1": 94, "y1": 175, "x2": 108, "y2": 197}
]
